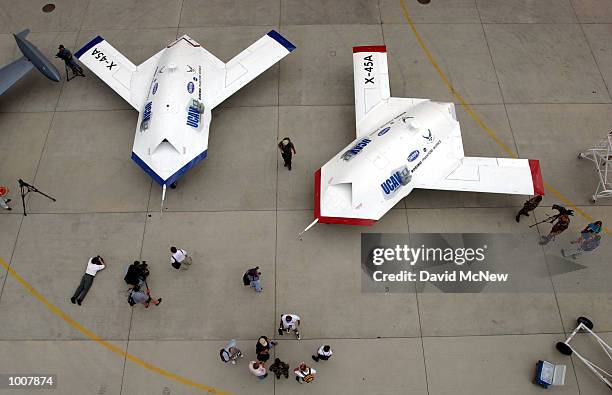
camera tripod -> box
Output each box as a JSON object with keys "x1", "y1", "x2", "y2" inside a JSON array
[
  {"x1": 65, "y1": 64, "x2": 85, "y2": 81},
  {"x1": 19, "y1": 179, "x2": 55, "y2": 216},
  {"x1": 529, "y1": 213, "x2": 561, "y2": 228}
]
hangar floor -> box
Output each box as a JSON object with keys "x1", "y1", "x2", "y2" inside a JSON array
[{"x1": 0, "y1": 0, "x2": 611, "y2": 394}]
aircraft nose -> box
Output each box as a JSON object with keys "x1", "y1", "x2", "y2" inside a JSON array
[{"x1": 47, "y1": 68, "x2": 61, "y2": 82}]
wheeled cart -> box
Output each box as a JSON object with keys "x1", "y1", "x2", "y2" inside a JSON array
[
  {"x1": 578, "y1": 130, "x2": 612, "y2": 202},
  {"x1": 556, "y1": 317, "x2": 612, "y2": 391}
]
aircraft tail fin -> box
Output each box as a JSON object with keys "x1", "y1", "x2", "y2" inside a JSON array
[
  {"x1": 15, "y1": 29, "x2": 30, "y2": 39},
  {"x1": 75, "y1": 36, "x2": 165, "y2": 111},
  {"x1": 353, "y1": 46, "x2": 390, "y2": 127}
]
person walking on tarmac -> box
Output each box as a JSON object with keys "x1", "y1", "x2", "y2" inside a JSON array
[
  {"x1": 278, "y1": 137, "x2": 296, "y2": 171},
  {"x1": 516, "y1": 195, "x2": 542, "y2": 222},
  {"x1": 539, "y1": 205, "x2": 573, "y2": 245},
  {"x1": 561, "y1": 220, "x2": 604, "y2": 259}
]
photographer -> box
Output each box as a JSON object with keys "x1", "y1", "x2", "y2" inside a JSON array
[
  {"x1": 71, "y1": 255, "x2": 105, "y2": 305},
  {"x1": 539, "y1": 204, "x2": 573, "y2": 245},
  {"x1": 124, "y1": 260, "x2": 149, "y2": 288},
  {"x1": 55, "y1": 45, "x2": 84, "y2": 77},
  {"x1": 515, "y1": 195, "x2": 542, "y2": 223}
]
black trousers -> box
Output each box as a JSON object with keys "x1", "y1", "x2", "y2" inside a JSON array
[
  {"x1": 281, "y1": 153, "x2": 292, "y2": 168},
  {"x1": 72, "y1": 274, "x2": 94, "y2": 301}
]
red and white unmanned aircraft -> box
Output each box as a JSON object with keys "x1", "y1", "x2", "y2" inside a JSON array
[{"x1": 302, "y1": 45, "x2": 544, "y2": 235}]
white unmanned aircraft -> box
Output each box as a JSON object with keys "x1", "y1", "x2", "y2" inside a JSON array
[
  {"x1": 75, "y1": 31, "x2": 295, "y2": 206},
  {"x1": 303, "y1": 45, "x2": 544, "y2": 234}
]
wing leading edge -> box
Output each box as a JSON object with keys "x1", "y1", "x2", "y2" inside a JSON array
[{"x1": 75, "y1": 36, "x2": 162, "y2": 110}]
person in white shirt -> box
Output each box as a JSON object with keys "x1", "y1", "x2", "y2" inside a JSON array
[
  {"x1": 279, "y1": 313, "x2": 301, "y2": 340},
  {"x1": 312, "y1": 344, "x2": 333, "y2": 362},
  {"x1": 170, "y1": 246, "x2": 192, "y2": 270},
  {"x1": 249, "y1": 361, "x2": 268, "y2": 380},
  {"x1": 71, "y1": 256, "x2": 105, "y2": 305},
  {"x1": 294, "y1": 362, "x2": 316, "y2": 383}
]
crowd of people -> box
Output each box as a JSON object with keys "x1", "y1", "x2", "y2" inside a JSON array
[
  {"x1": 66, "y1": 244, "x2": 332, "y2": 384},
  {"x1": 224, "y1": 335, "x2": 333, "y2": 384}
]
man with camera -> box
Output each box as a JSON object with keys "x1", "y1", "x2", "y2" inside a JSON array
[
  {"x1": 71, "y1": 255, "x2": 105, "y2": 305},
  {"x1": 56, "y1": 44, "x2": 84, "y2": 77},
  {"x1": 124, "y1": 260, "x2": 149, "y2": 288},
  {"x1": 539, "y1": 204, "x2": 574, "y2": 245},
  {"x1": 516, "y1": 195, "x2": 542, "y2": 223}
]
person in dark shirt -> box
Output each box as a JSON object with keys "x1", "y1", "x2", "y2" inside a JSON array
[
  {"x1": 56, "y1": 45, "x2": 85, "y2": 77},
  {"x1": 539, "y1": 213, "x2": 571, "y2": 245},
  {"x1": 243, "y1": 266, "x2": 262, "y2": 292},
  {"x1": 269, "y1": 358, "x2": 289, "y2": 379},
  {"x1": 516, "y1": 195, "x2": 542, "y2": 223},
  {"x1": 255, "y1": 335, "x2": 277, "y2": 364},
  {"x1": 278, "y1": 137, "x2": 296, "y2": 171},
  {"x1": 124, "y1": 261, "x2": 149, "y2": 288}
]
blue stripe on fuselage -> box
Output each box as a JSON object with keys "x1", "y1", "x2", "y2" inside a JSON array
[{"x1": 131, "y1": 150, "x2": 208, "y2": 187}]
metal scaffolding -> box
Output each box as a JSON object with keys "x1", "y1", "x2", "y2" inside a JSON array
[{"x1": 578, "y1": 130, "x2": 612, "y2": 202}]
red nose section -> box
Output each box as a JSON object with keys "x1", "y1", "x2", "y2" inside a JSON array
[{"x1": 314, "y1": 168, "x2": 377, "y2": 226}]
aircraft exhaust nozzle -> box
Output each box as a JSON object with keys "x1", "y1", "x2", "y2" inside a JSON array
[{"x1": 13, "y1": 32, "x2": 61, "y2": 82}]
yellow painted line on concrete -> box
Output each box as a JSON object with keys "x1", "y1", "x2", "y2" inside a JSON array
[
  {"x1": 398, "y1": 0, "x2": 609, "y2": 233},
  {"x1": 0, "y1": 257, "x2": 230, "y2": 395}
]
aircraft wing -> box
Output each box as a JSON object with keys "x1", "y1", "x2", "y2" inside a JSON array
[
  {"x1": 207, "y1": 30, "x2": 295, "y2": 109},
  {"x1": 75, "y1": 36, "x2": 163, "y2": 110},
  {"x1": 353, "y1": 46, "x2": 390, "y2": 136},
  {"x1": 422, "y1": 157, "x2": 544, "y2": 195},
  {"x1": 0, "y1": 56, "x2": 34, "y2": 95}
]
